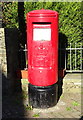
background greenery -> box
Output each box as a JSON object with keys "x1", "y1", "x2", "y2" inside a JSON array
[
  {"x1": 2, "y1": 2, "x2": 83, "y2": 70},
  {"x1": 2, "y1": 2, "x2": 18, "y2": 28}
]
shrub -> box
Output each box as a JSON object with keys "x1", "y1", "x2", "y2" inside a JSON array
[
  {"x1": 2, "y1": 2, "x2": 18, "y2": 28},
  {"x1": 2, "y1": 2, "x2": 83, "y2": 70}
]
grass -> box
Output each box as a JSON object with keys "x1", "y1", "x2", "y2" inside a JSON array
[
  {"x1": 72, "y1": 101, "x2": 80, "y2": 106},
  {"x1": 33, "y1": 113, "x2": 40, "y2": 117},
  {"x1": 60, "y1": 95, "x2": 64, "y2": 99},
  {"x1": 66, "y1": 107, "x2": 72, "y2": 111},
  {"x1": 24, "y1": 105, "x2": 33, "y2": 110},
  {"x1": 66, "y1": 101, "x2": 80, "y2": 111}
]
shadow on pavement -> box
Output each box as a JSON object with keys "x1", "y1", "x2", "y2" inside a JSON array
[
  {"x1": 2, "y1": 28, "x2": 30, "y2": 119},
  {"x1": 57, "y1": 77, "x2": 63, "y2": 102},
  {"x1": 57, "y1": 32, "x2": 68, "y2": 102},
  {"x1": 80, "y1": 116, "x2": 83, "y2": 120}
]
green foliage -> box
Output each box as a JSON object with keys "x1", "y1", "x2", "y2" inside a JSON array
[
  {"x1": 2, "y1": 2, "x2": 82, "y2": 42},
  {"x1": 58, "y1": 2, "x2": 82, "y2": 44},
  {"x1": 2, "y1": 2, "x2": 82, "y2": 69},
  {"x1": 2, "y1": 2, "x2": 18, "y2": 28},
  {"x1": 72, "y1": 101, "x2": 80, "y2": 106},
  {"x1": 25, "y1": 2, "x2": 82, "y2": 41},
  {"x1": 24, "y1": 105, "x2": 33, "y2": 110},
  {"x1": 33, "y1": 113, "x2": 40, "y2": 117},
  {"x1": 66, "y1": 106, "x2": 72, "y2": 111}
]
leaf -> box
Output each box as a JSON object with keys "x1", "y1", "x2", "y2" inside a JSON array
[
  {"x1": 33, "y1": 113, "x2": 40, "y2": 117},
  {"x1": 72, "y1": 101, "x2": 80, "y2": 106},
  {"x1": 66, "y1": 107, "x2": 72, "y2": 111}
]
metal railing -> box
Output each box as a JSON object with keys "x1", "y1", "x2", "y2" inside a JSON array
[
  {"x1": 65, "y1": 42, "x2": 83, "y2": 72},
  {"x1": 19, "y1": 44, "x2": 27, "y2": 69},
  {"x1": 19, "y1": 42, "x2": 83, "y2": 73}
]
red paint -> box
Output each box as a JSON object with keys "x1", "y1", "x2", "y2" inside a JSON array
[{"x1": 26, "y1": 9, "x2": 59, "y2": 86}]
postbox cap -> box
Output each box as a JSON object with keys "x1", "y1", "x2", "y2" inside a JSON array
[{"x1": 28, "y1": 9, "x2": 58, "y2": 17}]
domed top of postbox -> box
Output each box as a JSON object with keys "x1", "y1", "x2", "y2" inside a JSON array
[{"x1": 28, "y1": 9, "x2": 58, "y2": 17}]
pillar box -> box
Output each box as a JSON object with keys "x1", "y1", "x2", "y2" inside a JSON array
[{"x1": 26, "y1": 9, "x2": 59, "y2": 108}]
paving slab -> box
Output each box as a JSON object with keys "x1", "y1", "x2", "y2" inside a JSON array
[{"x1": 63, "y1": 73, "x2": 83, "y2": 93}]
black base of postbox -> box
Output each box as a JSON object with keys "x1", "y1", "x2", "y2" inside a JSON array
[{"x1": 28, "y1": 83, "x2": 58, "y2": 108}]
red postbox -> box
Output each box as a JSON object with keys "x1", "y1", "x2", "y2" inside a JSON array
[{"x1": 26, "y1": 9, "x2": 59, "y2": 108}]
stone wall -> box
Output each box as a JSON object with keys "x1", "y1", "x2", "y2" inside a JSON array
[
  {"x1": 0, "y1": 28, "x2": 21, "y2": 95},
  {"x1": 0, "y1": 28, "x2": 7, "y2": 94},
  {"x1": 0, "y1": 29, "x2": 7, "y2": 74}
]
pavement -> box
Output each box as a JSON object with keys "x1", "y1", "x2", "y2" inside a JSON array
[
  {"x1": 63, "y1": 73, "x2": 83, "y2": 93},
  {"x1": 2, "y1": 73, "x2": 83, "y2": 119}
]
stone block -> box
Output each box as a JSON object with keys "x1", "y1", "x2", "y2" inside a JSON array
[{"x1": 62, "y1": 73, "x2": 82, "y2": 93}]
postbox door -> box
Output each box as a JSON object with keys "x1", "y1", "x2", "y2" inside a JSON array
[
  {"x1": 32, "y1": 23, "x2": 53, "y2": 68},
  {"x1": 28, "y1": 23, "x2": 55, "y2": 86}
]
